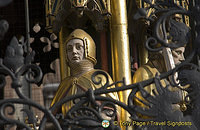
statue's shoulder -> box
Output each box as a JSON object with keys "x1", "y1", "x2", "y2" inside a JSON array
[
  {"x1": 61, "y1": 76, "x2": 71, "y2": 82},
  {"x1": 134, "y1": 65, "x2": 153, "y2": 76},
  {"x1": 85, "y1": 69, "x2": 110, "y2": 76},
  {"x1": 91, "y1": 69, "x2": 112, "y2": 78},
  {"x1": 58, "y1": 76, "x2": 73, "y2": 87},
  {"x1": 93, "y1": 69, "x2": 109, "y2": 73},
  {"x1": 133, "y1": 65, "x2": 158, "y2": 83}
]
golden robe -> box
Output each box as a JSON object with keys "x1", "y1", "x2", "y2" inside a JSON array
[
  {"x1": 133, "y1": 63, "x2": 187, "y2": 113},
  {"x1": 51, "y1": 69, "x2": 119, "y2": 116},
  {"x1": 133, "y1": 64, "x2": 167, "y2": 108}
]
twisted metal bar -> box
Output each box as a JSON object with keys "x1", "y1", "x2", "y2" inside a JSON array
[{"x1": 0, "y1": 99, "x2": 62, "y2": 130}]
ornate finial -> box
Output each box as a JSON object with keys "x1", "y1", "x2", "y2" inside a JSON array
[
  {"x1": 0, "y1": 20, "x2": 9, "y2": 41},
  {"x1": 3, "y1": 37, "x2": 24, "y2": 72},
  {"x1": 0, "y1": 0, "x2": 12, "y2": 7}
]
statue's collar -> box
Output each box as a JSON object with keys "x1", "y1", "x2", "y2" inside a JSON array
[{"x1": 69, "y1": 59, "x2": 94, "y2": 77}]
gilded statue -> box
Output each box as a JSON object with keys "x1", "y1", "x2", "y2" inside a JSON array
[
  {"x1": 51, "y1": 29, "x2": 119, "y2": 121},
  {"x1": 133, "y1": 14, "x2": 191, "y2": 115},
  {"x1": 133, "y1": 46, "x2": 188, "y2": 114}
]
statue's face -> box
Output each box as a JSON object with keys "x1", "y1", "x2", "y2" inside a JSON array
[
  {"x1": 172, "y1": 47, "x2": 185, "y2": 66},
  {"x1": 66, "y1": 39, "x2": 84, "y2": 64},
  {"x1": 70, "y1": 0, "x2": 88, "y2": 7}
]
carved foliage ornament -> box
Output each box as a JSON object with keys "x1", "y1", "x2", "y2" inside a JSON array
[
  {"x1": 70, "y1": 0, "x2": 88, "y2": 8},
  {"x1": 52, "y1": 0, "x2": 110, "y2": 32}
]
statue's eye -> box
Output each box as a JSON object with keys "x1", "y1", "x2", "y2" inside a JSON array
[
  {"x1": 67, "y1": 45, "x2": 73, "y2": 52},
  {"x1": 76, "y1": 43, "x2": 83, "y2": 50},
  {"x1": 175, "y1": 51, "x2": 182, "y2": 55}
]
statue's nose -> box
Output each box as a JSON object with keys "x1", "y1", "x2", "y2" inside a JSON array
[{"x1": 180, "y1": 55, "x2": 185, "y2": 62}]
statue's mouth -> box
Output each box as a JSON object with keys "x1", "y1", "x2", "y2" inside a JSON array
[{"x1": 72, "y1": 56, "x2": 79, "y2": 60}]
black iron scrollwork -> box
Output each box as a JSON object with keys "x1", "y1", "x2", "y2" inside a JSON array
[
  {"x1": 91, "y1": 71, "x2": 109, "y2": 89},
  {"x1": 134, "y1": 1, "x2": 191, "y2": 51},
  {"x1": 0, "y1": 20, "x2": 9, "y2": 41},
  {"x1": 0, "y1": 0, "x2": 12, "y2": 7}
]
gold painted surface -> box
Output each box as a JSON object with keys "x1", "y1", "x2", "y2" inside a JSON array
[
  {"x1": 59, "y1": 28, "x2": 66, "y2": 80},
  {"x1": 147, "y1": 0, "x2": 155, "y2": 17},
  {"x1": 59, "y1": 28, "x2": 97, "y2": 80},
  {"x1": 110, "y1": 0, "x2": 132, "y2": 124},
  {"x1": 133, "y1": 64, "x2": 166, "y2": 105},
  {"x1": 133, "y1": 61, "x2": 189, "y2": 117},
  {"x1": 53, "y1": 29, "x2": 121, "y2": 120},
  {"x1": 182, "y1": 0, "x2": 190, "y2": 26},
  {"x1": 132, "y1": 64, "x2": 167, "y2": 119},
  {"x1": 45, "y1": 0, "x2": 64, "y2": 32},
  {"x1": 106, "y1": 0, "x2": 111, "y2": 14},
  {"x1": 59, "y1": 27, "x2": 70, "y2": 80},
  {"x1": 51, "y1": 69, "x2": 120, "y2": 116},
  {"x1": 136, "y1": 0, "x2": 141, "y2": 8},
  {"x1": 138, "y1": 39, "x2": 148, "y2": 66},
  {"x1": 70, "y1": 0, "x2": 88, "y2": 7},
  {"x1": 64, "y1": 29, "x2": 97, "y2": 65},
  {"x1": 45, "y1": 0, "x2": 52, "y2": 31}
]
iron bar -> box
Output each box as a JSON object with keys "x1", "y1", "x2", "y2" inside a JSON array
[{"x1": 24, "y1": 0, "x2": 32, "y2": 108}]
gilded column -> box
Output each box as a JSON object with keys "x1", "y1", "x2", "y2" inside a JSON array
[
  {"x1": 59, "y1": 27, "x2": 70, "y2": 80},
  {"x1": 110, "y1": 0, "x2": 132, "y2": 122}
]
